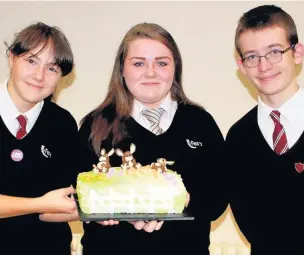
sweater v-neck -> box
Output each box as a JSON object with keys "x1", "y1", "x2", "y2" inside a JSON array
[
  {"x1": 1, "y1": 101, "x2": 49, "y2": 142},
  {"x1": 127, "y1": 103, "x2": 184, "y2": 139},
  {"x1": 250, "y1": 107, "x2": 304, "y2": 158}
]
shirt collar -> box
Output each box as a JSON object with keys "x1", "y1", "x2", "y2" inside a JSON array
[
  {"x1": 279, "y1": 86, "x2": 304, "y2": 122},
  {"x1": 0, "y1": 78, "x2": 44, "y2": 126},
  {"x1": 132, "y1": 93, "x2": 175, "y2": 117},
  {"x1": 258, "y1": 85, "x2": 304, "y2": 122},
  {"x1": 257, "y1": 97, "x2": 275, "y2": 122},
  {"x1": 0, "y1": 78, "x2": 20, "y2": 121}
]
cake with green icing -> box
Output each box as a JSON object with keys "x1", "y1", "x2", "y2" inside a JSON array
[{"x1": 76, "y1": 144, "x2": 187, "y2": 214}]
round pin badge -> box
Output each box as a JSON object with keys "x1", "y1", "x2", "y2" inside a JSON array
[{"x1": 11, "y1": 149, "x2": 24, "y2": 162}]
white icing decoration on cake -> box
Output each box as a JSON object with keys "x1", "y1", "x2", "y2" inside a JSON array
[{"x1": 76, "y1": 148, "x2": 187, "y2": 214}]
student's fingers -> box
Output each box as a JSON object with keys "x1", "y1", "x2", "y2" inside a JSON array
[
  {"x1": 132, "y1": 221, "x2": 146, "y2": 230},
  {"x1": 130, "y1": 220, "x2": 163, "y2": 232},
  {"x1": 108, "y1": 219, "x2": 119, "y2": 225},
  {"x1": 65, "y1": 195, "x2": 76, "y2": 203},
  {"x1": 39, "y1": 213, "x2": 49, "y2": 222},
  {"x1": 60, "y1": 202, "x2": 77, "y2": 214},
  {"x1": 68, "y1": 202, "x2": 77, "y2": 212},
  {"x1": 143, "y1": 220, "x2": 160, "y2": 233},
  {"x1": 143, "y1": 221, "x2": 157, "y2": 233},
  {"x1": 69, "y1": 185, "x2": 76, "y2": 200},
  {"x1": 96, "y1": 220, "x2": 118, "y2": 226},
  {"x1": 63, "y1": 186, "x2": 76, "y2": 196},
  {"x1": 39, "y1": 213, "x2": 70, "y2": 222},
  {"x1": 96, "y1": 221, "x2": 109, "y2": 226},
  {"x1": 39, "y1": 211, "x2": 79, "y2": 222},
  {"x1": 70, "y1": 194, "x2": 75, "y2": 201},
  {"x1": 154, "y1": 220, "x2": 164, "y2": 231},
  {"x1": 186, "y1": 192, "x2": 190, "y2": 207}
]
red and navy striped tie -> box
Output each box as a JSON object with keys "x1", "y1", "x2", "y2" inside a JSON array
[{"x1": 270, "y1": 110, "x2": 289, "y2": 155}]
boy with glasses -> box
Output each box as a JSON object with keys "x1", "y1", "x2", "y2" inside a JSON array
[{"x1": 226, "y1": 5, "x2": 304, "y2": 254}]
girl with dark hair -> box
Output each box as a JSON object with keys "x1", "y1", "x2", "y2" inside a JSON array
[{"x1": 0, "y1": 22, "x2": 78, "y2": 255}]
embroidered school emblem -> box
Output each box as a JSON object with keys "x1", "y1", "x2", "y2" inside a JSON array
[
  {"x1": 186, "y1": 139, "x2": 203, "y2": 149},
  {"x1": 11, "y1": 149, "x2": 23, "y2": 162},
  {"x1": 294, "y1": 162, "x2": 304, "y2": 173},
  {"x1": 41, "y1": 145, "x2": 52, "y2": 158}
]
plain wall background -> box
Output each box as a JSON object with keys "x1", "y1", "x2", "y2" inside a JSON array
[{"x1": 1, "y1": 1, "x2": 303, "y2": 248}]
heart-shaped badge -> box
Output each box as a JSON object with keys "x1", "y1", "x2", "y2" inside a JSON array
[{"x1": 294, "y1": 162, "x2": 304, "y2": 173}]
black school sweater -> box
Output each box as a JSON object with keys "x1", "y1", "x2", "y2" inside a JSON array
[
  {"x1": 0, "y1": 100, "x2": 79, "y2": 255},
  {"x1": 78, "y1": 103, "x2": 228, "y2": 255},
  {"x1": 226, "y1": 106, "x2": 304, "y2": 255}
]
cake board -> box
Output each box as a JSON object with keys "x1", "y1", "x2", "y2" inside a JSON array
[{"x1": 74, "y1": 194, "x2": 195, "y2": 222}]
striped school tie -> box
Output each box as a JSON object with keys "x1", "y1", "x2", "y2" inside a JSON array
[
  {"x1": 16, "y1": 115, "x2": 27, "y2": 139},
  {"x1": 270, "y1": 110, "x2": 289, "y2": 155},
  {"x1": 142, "y1": 108, "x2": 165, "y2": 135}
]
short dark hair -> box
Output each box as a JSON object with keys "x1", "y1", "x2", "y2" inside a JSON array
[
  {"x1": 235, "y1": 5, "x2": 298, "y2": 56},
  {"x1": 6, "y1": 22, "x2": 73, "y2": 76}
]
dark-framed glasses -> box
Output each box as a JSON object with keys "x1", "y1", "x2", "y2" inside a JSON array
[{"x1": 242, "y1": 44, "x2": 295, "y2": 68}]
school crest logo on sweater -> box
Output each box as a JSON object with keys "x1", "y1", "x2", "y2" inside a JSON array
[
  {"x1": 294, "y1": 162, "x2": 304, "y2": 173},
  {"x1": 41, "y1": 145, "x2": 52, "y2": 158},
  {"x1": 186, "y1": 139, "x2": 202, "y2": 149}
]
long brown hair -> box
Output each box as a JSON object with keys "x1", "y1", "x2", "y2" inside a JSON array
[{"x1": 82, "y1": 23, "x2": 191, "y2": 155}]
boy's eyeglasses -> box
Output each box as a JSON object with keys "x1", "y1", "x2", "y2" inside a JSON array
[{"x1": 242, "y1": 44, "x2": 295, "y2": 68}]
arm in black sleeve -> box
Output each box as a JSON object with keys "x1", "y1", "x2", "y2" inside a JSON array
[
  {"x1": 207, "y1": 113, "x2": 230, "y2": 221},
  {"x1": 225, "y1": 125, "x2": 251, "y2": 240},
  {"x1": 57, "y1": 112, "x2": 80, "y2": 189},
  {"x1": 200, "y1": 111, "x2": 229, "y2": 222},
  {"x1": 77, "y1": 116, "x2": 99, "y2": 175}
]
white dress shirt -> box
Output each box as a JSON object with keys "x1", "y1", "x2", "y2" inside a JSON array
[
  {"x1": 258, "y1": 86, "x2": 304, "y2": 150},
  {"x1": 131, "y1": 93, "x2": 177, "y2": 133},
  {"x1": 0, "y1": 79, "x2": 44, "y2": 138}
]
